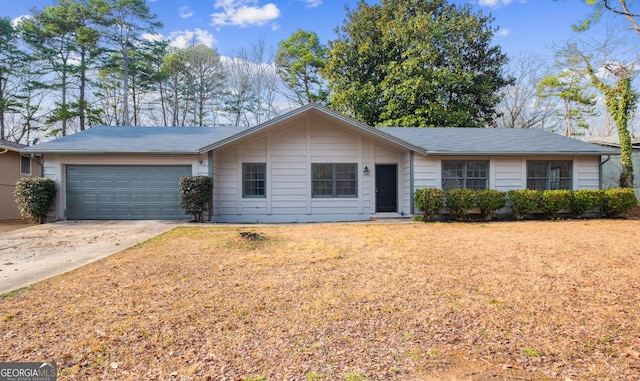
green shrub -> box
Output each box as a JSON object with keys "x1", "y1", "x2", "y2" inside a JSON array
[
  {"x1": 601, "y1": 188, "x2": 637, "y2": 217},
  {"x1": 444, "y1": 188, "x2": 476, "y2": 220},
  {"x1": 541, "y1": 190, "x2": 571, "y2": 218},
  {"x1": 569, "y1": 189, "x2": 602, "y2": 217},
  {"x1": 180, "y1": 176, "x2": 213, "y2": 222},
  {"x1": 414, "y1": 188, "x2": 444, "y2": 221},
  {"x1": 507, "y1": 189, "x2": 542, "y2": 220},
  {"x1": 14, "y1": 177, "x2": 57, "y2": 224},
  {"x1": 476, "y1": 189, "x2": 507, "y2": 220}
]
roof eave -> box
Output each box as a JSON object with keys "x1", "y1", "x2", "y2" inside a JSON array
[
  {"x1": 428, "y1": 151, "x2": 617, "y2": 156},
  {"x1": 24, "y1": 150, "x2": 200, "y2": 155}
]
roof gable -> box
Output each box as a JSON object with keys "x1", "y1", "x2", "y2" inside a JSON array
[{"x1": 199, "y1": 103, "x2": 427, "y2": 154}]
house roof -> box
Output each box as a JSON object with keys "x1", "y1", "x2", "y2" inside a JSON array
[
  {"x1": 22, "y1": 104, "x2": 617, "y2": 156},
  {"x1": 379, "y1": 127, "x2": 619, "y2": 156},
  {"x1": 589, "y1": 136, "x2": 640, "y2": 149},
  {"x1": 22, "y1": 126, "x2": 246, "y2": 155},
  {"x1": 0, "y1": 139, "x2": 26, "y2": 152}
]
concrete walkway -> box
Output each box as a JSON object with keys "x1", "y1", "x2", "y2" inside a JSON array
[{"x1": 0, "y1": 220, "x2": 182, "y2": 294}]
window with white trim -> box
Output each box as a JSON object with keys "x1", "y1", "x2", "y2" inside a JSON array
[
  {"x1": 20, "y1": 156, "x2": 31, "y2": 176},
  {"x1": 441, "y1": 160, "x2": 488, "y2": 190},
  {"x1": 242, "y1": 163, "x2": 266, "y2": 198},
  {"x1": 527, "y1": 160, "x2": 572, "y2": 190},
  {"x1": 312, "y1": 163, "x2": 357, "y2": 198}
]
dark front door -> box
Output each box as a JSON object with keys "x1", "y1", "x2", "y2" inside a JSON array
[{"x1": 375, "y1": 164, "x2": 397, "y2": 212}]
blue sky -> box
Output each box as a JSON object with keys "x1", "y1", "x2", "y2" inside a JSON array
[{"x1": 3, "y1": 0, "x2": 625, "y2": 60}]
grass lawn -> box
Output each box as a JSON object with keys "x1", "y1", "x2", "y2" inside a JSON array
[
  {"x1": 0, "y1": 220, "x2": 34, "y2": 234},
  {"x1": 1, "y1": 220, "x2": 639, "y2": 380}
]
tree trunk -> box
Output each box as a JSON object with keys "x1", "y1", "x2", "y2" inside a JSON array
[{"x1": 122, "y1": 47, "x2": 130, "y2": 126}]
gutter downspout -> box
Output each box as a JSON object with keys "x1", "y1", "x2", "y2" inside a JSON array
[
  {"x1": 600, "y1": 155, "x2": 611, "y2": 190},
  {"x1": 208, "y1": 150, "x2": 214, "y2": 222},
  {"x1": 409, "y1": 151, "x2": 415, "y2": 215},
  {"x1": 31, "y1": 154, "x2": 44, "y2": 177}
]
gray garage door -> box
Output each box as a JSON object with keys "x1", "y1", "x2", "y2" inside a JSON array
[{"x1": 66, "y1": 165, "x2": 192, "y2": 220}]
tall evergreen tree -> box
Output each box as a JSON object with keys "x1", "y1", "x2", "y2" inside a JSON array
[
  {"x1": 536, "y1": 46, "x2": 597, "y2": 137},
  {"x1": 99, "y1": 0, "x2": 162, "y2": 126},
  {"x1": 0, "y1": 18, "x2": 25, "y2": 140},
  {"x1": 276, "y1": 29, "x2": 328, "y2": 106},
  {"x1": 21, "y1": 3, "x2": 77, "y2": 136},
  {"x1": 325, "y1": 0, "x2": 513, "y2": 127}
]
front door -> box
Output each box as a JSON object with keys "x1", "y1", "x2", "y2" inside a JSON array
[{"x1": 375, "y1": 164, "x2": 397, "y2": 212}]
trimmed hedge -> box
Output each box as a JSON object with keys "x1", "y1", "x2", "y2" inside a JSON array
[
  {"x1": 444, "y1": 188, "x2": 476, "y2": 220},
  {"x1": 414, "y1": 188, "x2": 444, "y2": 221},
  {"x1": 180, "y1": 176, "x2": 213, "y2": 222},
  {"x1": 601, "y1": 188, "x2": 638, "y2": 217},
  {"x1": 507, "y1": 189, "x2": 543, "y2": 220},
  {"x1": 541, "y1": 189, "x2": 571, "y2": 218},
  {"x1": 569, "y1": 189, "x2": 603, "y2": 217},
  {"x1": 413, "y1": 187, "x2": 637, "y2": 221},
  {"x1": 15, "y1": 177, "x2": 57, "y2": 224}
]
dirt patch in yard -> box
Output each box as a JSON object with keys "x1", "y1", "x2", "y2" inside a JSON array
[
  {"x1": 1, "y1": 220, "x2": 639, "y2": 380},
  {"x1": 0, "y1": 220, "x2": 34, "y2": 234}
]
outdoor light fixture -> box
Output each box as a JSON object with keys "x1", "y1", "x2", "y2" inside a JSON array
[{"x1": 363, "y1": 166, "x2": 369, "y2": 175}]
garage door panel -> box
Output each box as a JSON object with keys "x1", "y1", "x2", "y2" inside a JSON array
[{"x1": 66, "y1": 165, "x2": 192, "y2": 220}]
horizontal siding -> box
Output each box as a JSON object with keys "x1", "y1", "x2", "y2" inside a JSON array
[
  {"x1": 574, "y1": 156, "x2": 600, "y2": 189},
  {"x1": 271, "y1": 124, "x2": 307, "y2": 211},
  {"x1": 494, "y1": 157, "x2": 524, "y2": 191},
  {"x1": 211, "y1": 116, "x2": 403, "y2": 221},
  {"x1": 213, "y1": 150, "x2": 237, "y2": 215},
  {"x1": 413, "y1": 155, "x2": 438, "y2": 189},
  {"x1": 374, "y1": 144, "x2": 398, "y2": 163}
]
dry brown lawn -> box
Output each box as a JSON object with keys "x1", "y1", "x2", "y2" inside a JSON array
[
  {"x1": 1, "y1": 220, "x2": 639, "y2": 380},
  {"x1": 0, "y1": 220, "x2": 34, "y2": 234}
]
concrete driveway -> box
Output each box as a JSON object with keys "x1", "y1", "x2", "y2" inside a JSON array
[{"x1": 0, "y1": 220, "x2": 182, "y2": 294}]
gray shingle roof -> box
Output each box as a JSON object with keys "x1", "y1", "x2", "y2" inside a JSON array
[
  {"x1": 21, "y1": 107, "x2": 618, "y2": 157},
  {"x1": 378, "y1": 127, "x2": 619, "y2": 155},
  {"x1": 22, "y1": 126, "x2": 248, "y2": 154},
  {"x1": 0, "y1": 139, "x2": 26, "y2": 151}
]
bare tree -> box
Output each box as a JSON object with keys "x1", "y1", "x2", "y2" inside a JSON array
[
  {"x1": 222, "y1": 38, "x2": 283, "y2": 127},
  {"x1": 493, "y1": 53, "x2": 557, "y2": 129},
  {"x1": 182, "y1": 45, "x2": 226, "y2": 126}
]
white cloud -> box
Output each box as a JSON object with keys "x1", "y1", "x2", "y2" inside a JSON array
[
  {"x1": 169, "y1": 29, "x2": 217, "y2": 48},
  {"x1": 11, "y1": 15, "x2": 30, "y2": 27},
  {"x1": 211, "y1": 0, "x2": 280, "y2": 27},
  {"x1": 141, "y1": 33, "x2": 165, "y2": 43},
  {"x1": 180, "y1": 6, "x2": 194, "y2": 19},
  {"x1": 495, "y1": 28, "x2": 510, "y2": 37},
  {"x1": 300, "y1": 0, "x2": 322, "y2": 8},
  {"x1": 479, "y1": 0, "x2": 512, "y2": 7}
]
